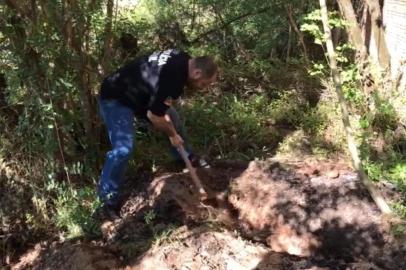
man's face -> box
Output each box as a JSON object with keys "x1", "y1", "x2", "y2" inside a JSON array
[{"x1": 188, "y1": 71, "x2": 217, "y2": 90}]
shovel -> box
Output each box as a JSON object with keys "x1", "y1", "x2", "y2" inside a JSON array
[
  {"x1": 177, "y1": 145, "x2": 208, "y2": 198},
  {"x1": 177, "y1": 146, "x2": 236, "y2": 227}
]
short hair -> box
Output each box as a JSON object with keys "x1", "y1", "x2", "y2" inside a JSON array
[{"x1": 193, "y1": 56, "x2": 218, "y2": 78}]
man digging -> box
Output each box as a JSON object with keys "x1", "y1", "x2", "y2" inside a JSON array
[{"x1": 96, "y1": 49, "x2": 218, "y2": 220}]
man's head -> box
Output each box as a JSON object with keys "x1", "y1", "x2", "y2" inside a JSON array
[{"x1": 187, "y1": 56, "x2": 218, "y2": 89}]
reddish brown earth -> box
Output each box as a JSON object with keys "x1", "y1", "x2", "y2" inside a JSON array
[{"x1": 11, "y1": 158, "x2": 406, "y2": 270}]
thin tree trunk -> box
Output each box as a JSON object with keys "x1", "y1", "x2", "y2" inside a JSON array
[
  {"x1": 319, "y1": 0, "x2": 392, "y2": 215},
  {"x1": 286, "y1": 4, "x2": 309, "y2": 64},
  {"x1": 361, "y1": 4, "x2": 371, "y2": 53},
  {"x1": 60, "y1": 0, "x2": 97, "y2": 158},
  {"x1": 4, "y1": 0, "x2": 27, "y2": 17},
  {"x1": 287, "y1": 25, "x2": 292, "y2": 61},
  {"x1": 190, "y1": 0, "x2": 197, "y2": 33},
  {"x1": 100, "y1": 0, "x2": 115, "y2": 77},
  {"x1": 81, "y1": 9, "x2": 97, "y2": 156},
  {"x1": 3, "y1": 2, "x2": 46, "y2": 96},
  {"x1": 211, "y1": 4, "x2": 247, "y2": 61}
]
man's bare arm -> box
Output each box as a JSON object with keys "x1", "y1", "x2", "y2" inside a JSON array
[
  {"x1": 147, "y1": 110, "x2": 184, "y2": 147},
  {"x1": 147, "y1": 110, "x2": 176, "y2": 136}
]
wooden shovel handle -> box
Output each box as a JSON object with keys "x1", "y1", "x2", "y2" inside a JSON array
[{"x1": 177, "y1": 146, "x2": 207, "y2": 197}]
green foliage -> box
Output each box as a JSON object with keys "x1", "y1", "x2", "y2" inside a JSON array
[
  {"x1": 392, "y1": 203, "x2": 406, "y2": 220},
  {"x1": 1, "y1": 0, "x2": 404, "y2": 263},
  {"x1": 359, "y1": 91, "x2": 404, "y2": 194},
  {"x1": 301, "y1": 8, "x2": 359, "y2": 111},
  {"x1": 390, "y1": 222, "x2": 406, "y2": 237},
  {"x1": 301, "y1": 108, "x2": 328, "y2": 135},
  {"x1": 152, "y1": 224, "x2": 178, "y2": 246},
  {"x1": 363, "y1": 160, "x2": 385, "y2": 182},
  {"x1": 181, "y1": 94, "x2": 281, "y2": 160},
  {"x1": 143, "y1": 209, "x2": 178, "y2": 246},
  {"x1": 301, "y1": 10, "x2": 325, "y2": 45},
  {"x1": 371, "y1": 92, "x2": 399, "y2": 132},
  {"x1": 341, "y1": 65, "x2": 365, "y2": 106},
  {"x1": 300, "y1": 5, "x2": 406, "y2": 218},
  {"x1": 308, "y1": 62, "x2": 326, "y2": 76},
  {"x1": 389, "y1": 164, "x2": 406, "y2": 187},
  {"x1": 301, "y1": 9, "x2": 347, "y2": 45},
  {"x1": 268, "y1": 91, "x2": 307, "y2": 127},
  {"x1": 53, "y1": 184, "x2": 101, "y2": 238},
  {"x1": 144, "y1": 210, "x2": 157, "y2": 226}
]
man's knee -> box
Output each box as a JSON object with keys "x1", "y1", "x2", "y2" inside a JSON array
[{"x1": 108, "y1": 145, "x2": 134, "y2": 160}]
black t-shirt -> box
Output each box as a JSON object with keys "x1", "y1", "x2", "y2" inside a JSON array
[{"x1": 100, "y1": 49, "x2": 190, "y2": 117}]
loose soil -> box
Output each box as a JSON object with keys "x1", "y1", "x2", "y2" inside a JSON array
[{"x1": 11, "y1": 157, "x2": 406, "y2": 270}]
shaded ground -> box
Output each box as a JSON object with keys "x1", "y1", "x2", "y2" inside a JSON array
[{"x1": 11, "y1": 158, "x2": 406, "y2": 270}]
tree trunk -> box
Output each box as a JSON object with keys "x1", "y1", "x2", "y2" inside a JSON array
[
  {"x1": 364, "y1": 0, "x2": 391, "y2": 69},
  {"x1": 100, "y1": 0, "x2": 115, "y2": 77},
  {"x1": 336, "y1": 0, "x2": 365, "y2": 54},
  {"x1": 210, "y1": 4, "x2": 245, "y2": 61},
  {"x1": 337, "y1": 0, "x2": 376, "y2": 94},
  {"x1": 319, "y1": 0, "x2": 392, "y2": 215},
  {"x1": 286, "y1": 4, "x2": 309, "y2": 64},
  {"x1": 287, "y1": 25, "x2": 292, "y2": 61},
  {"x1": 4, "y1": 0, "x2": 27, "y2": 17},
  {"x1": 3, "y1": 2, "x2": 46, "y2": 96},
  {"x1": 361, "y1": 4, "x2": 372, "y2": 53}
]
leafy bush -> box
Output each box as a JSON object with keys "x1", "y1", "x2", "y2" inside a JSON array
[
  {"x1": 53, "y1": 185, "x2": 101, "y2": 238},
  {"x1": 180, "y1": 94, "x2": 282, "y2": 160}
]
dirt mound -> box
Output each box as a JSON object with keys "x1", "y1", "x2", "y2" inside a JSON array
[
  {"x1": 105, "y1": 157, "x2": 404, "y2": 269},
  {"x1": 12, "y1": 242, "x2": 122, "y2": 270},
  {"x1": 228, "y1": 160, "x2": 383, "y2": 258},
  {"x1": 120, "y1": 160, "x2": 247, "y2": 224},
  {"x1": 225, "y1": 159, "x2": 405, "y2": 269},
  {"x1": 126, "y1": 226, "x2": 289, "y2": 270},
  {"x1": 11, "y1": 158, "x2": 406, "y2": 269}
]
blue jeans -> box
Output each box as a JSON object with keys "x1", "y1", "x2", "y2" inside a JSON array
[
  {"x1": 98, "y1": 99, "x2": 135, "y2": 206},
  {"x1": 98, "y1": 99, "x2": 191, "y2": 206}
]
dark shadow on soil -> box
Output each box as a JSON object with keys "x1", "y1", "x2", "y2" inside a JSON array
[
  {"x1": 109, "y1": 157, "x2": 406, "y2": 269},
  {"x1": 14, "y1": 157, "x2": 406, "y2": 269},
  {"x1": 108, "y1": 159, "x2": 249, "y2": 264},
  {"x1": 249, "y1": 163, "x2": 406, "y2": 270}
]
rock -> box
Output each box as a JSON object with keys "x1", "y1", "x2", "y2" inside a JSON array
[
  {"x1": 267, "y1": 224, "x2": 319, "y2": 257},
  {"x1": 101, "y1": 220, "x2": 117, "y2": 240},
  {"x1": 297, "y1": 166, "x2": 319, "y2": 177},
  {"x1": 394, "y1": 124, "x2": 406, "y2": 140},
  {"x1": 326, "y1": 169, "x2": 339, "y2": 179}
]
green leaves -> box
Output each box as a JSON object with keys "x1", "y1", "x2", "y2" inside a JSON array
[
  {"x1": 301, "y1": 9, "x2": 348, "y2": 45},
  {"x1": 56, "y1": 78, "x2": 74, "y2": 89}
]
